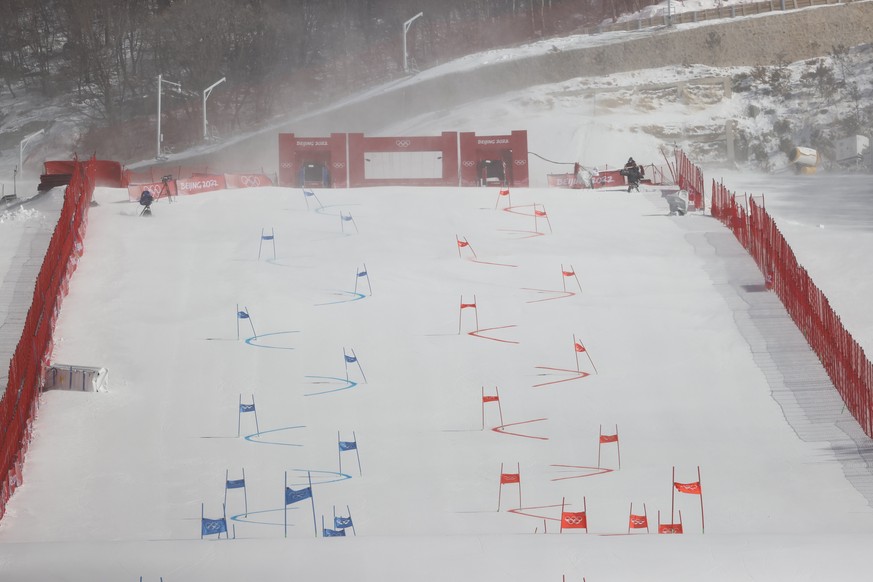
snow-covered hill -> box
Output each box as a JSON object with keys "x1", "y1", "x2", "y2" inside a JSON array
[
  {"x1": 2, "y1": 3, "x2": 873, "y2": 581},
  {"x1": 2, "y1": 0, "x2": 872, "y2": 192}
]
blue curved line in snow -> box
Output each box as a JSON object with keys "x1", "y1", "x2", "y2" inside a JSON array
[
  {"x1": 287, "y1": 468, "x2": 353, "y2": 486},
  {"x1": 244, "y1": 425, "x2": 306, "y2": 447},
  {"x1": 244, "y1": 330, "x2": 301, "y2": 350},
  {"x1": 314, "y1": 290, "x2": 366, "y2": 306},
  {"x1": 304, "y1": 375, "x2": 358, "y2": 396},
  {"x1": 229, "y1": 506, "x2": 292, "y2": 526},
  {"x1": 314, "y1": 203, "x2": 360, "y2": 217}
]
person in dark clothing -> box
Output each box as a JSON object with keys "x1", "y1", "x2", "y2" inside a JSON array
[
  {"x1": 139, "y1": 189, "x2": 154, "y2": 216},
  {"x1": 622, "y1": 157, "x2": 643, "y2": 193}
]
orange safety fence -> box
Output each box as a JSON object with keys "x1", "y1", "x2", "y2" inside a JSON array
[
  {"x1": 0, "y1": 156, "x2": 97, "y2": 520},
  {"x1": 675, "y1": 149, "x2": 705, "y2": 212},
  {"x1": 711, "y1": 178, "x2": 873, "y2": 437}
]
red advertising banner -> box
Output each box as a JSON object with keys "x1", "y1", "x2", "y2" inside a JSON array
[
  {"x1": 224, "y1": 173, "x2": 274, "y2": 189},
  {"x1": 176, "y1": 174, "x2": 226, "y2": 195},
  {"x1": 127, "y1": 181, "x2": 177, "y2": 202},
  {"x1": 591, "y1": 169, "x2": 624, "y2": 189},
  {"x1": 547, "y1": 173, "x2": 577, "y2": 188}
]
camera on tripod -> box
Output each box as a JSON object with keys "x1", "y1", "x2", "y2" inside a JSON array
[{"x1": 156, "y1": 174, "x2": 175, "y2": 203}]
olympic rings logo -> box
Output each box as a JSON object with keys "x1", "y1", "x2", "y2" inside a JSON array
[
  {"x1": 395, "y1": 139, "x2": 411, "y2": 148},
  {"x1": 281, "y1": 162, "x2": 293, "y2": 169},
  {"x1": 240, "y1": 175, "x2": 262, "y2": 187},
  {"x1": 463, "y1": 161, "x2": 475, "y2": 167},
  {"x1": 514, "y1": 160, "x2": 526, "y2": 165}
]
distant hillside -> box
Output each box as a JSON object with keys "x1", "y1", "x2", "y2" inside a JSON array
[
  {"x1": 4, "y1": 2, "x2": 872, "y2": 180},
  {"x1": 160, "y1": 2, "x2": 873, "y2": 174},
  {"x1": 0, "y1": 0, "x2": 596, "y2": 168}
]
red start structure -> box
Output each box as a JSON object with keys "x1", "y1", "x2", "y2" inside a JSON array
[
  {"x1": 278, "y1": 133, "x2": 348, "y2": 189},
  {"x1": 348, "y1": 132, "x2": 458, "y2": 188},
  {"x1": 459, "y1": 130, "x2": 529, "y2": 187},
  {"x1": 277, "y1": 130, "x2": 529, "y2": 188}
]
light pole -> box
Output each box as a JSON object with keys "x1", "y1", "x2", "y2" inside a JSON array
[
  {"x1": 19, "y1": 128, "x2": 45, "y2": 179},
  {"x1": 156, "y1": 74, "x2": 181, "y2": 160},
  {"x1": 202, "y1": 77, "x2": 226, "y2": 141},
  {"x1": 402, "y1": 12, "x2": 423, "y2": 73}
]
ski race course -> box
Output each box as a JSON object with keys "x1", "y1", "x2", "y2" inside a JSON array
[{"x1": 2, "y1": 182, "x2": 873, "y2": 581}]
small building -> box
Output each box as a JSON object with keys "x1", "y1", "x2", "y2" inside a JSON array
[{"x1": 835, "y1": 135, "x2": 869, "y2": 164}]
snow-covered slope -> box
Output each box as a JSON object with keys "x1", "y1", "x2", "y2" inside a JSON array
[{"x1": 2, "y1": 4, "x2": 873, "y2": 580}]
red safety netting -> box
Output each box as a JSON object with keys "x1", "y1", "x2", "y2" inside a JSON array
[
  {"x1": 122, "y1": 165, "x2": 213, "y2": 186},
  {"x1": 1, "y1": 156, "x2": 98, "y2": 520},
  {"x1": 675, "y1": 149, "x2": 705, "y2": 212},
  {"x1": 710, "y1": 178, "x2": 873, "y2": 438}
]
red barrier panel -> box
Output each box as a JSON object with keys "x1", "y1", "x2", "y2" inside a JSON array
[
  {"x1": 44, "y1": 160, "x2": 77, "y2": 175},
  {"x1": 224, "y1": 173, "x2": 274, "y2": 189},
  {"x1": 592, "y1": 169, "x2": 625, "y2": 189},
  {"x1": 710, "y1": 177, "x2": 873, "y2": 437},
  {"x1": 123, "y1": 169, "x2": 155, "y2": 185},
  {"x1": 122, "y1": 165, "x2": 214, "y2": 187},
  {"x1": 1, "y1": 156, "x2": 98, "y2": 521},
  {"x1": 126, "y1": 171, "x2": 274, "y2": 201},
  {"x1": 176, "y1": 175, "x2": 227, "y2": 195},
  {"x1": 45, "y1": 160, "x2": 122, "y2": 187},
  {"x1": 127, "y1": 181, "x2": 178, "y2": 202},
  {"x1": 547, "y1": 173, "x2": 577, "y2": 188}
]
